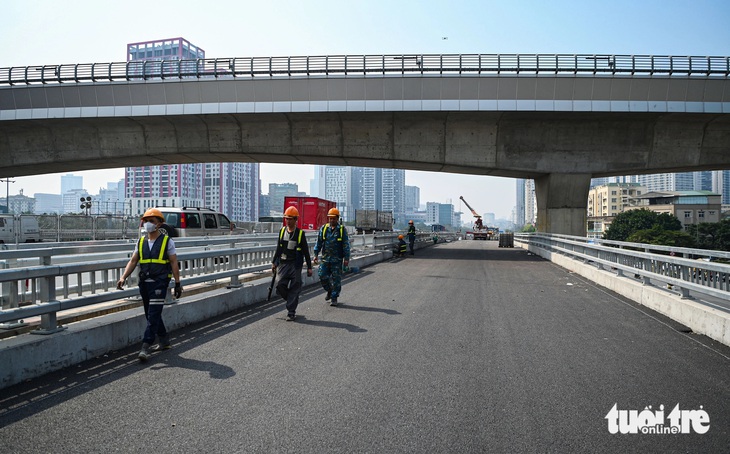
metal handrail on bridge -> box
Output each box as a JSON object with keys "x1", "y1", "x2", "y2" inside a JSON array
[
  {"x1": 0, "y1": 230, "x2": 456, "y2": 334},
  {"x1": 2, "y1": 54, "x2": 729, "y2": 86},
  {"x1": 514, "y1": 233, "x2": 730, "y2": 304}
]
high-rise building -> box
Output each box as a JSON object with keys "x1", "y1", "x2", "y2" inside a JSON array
[
  {"x1": 524, "y1": 179, "x2": 537, "y2": 225},
  {"x1": 126, "y1": 165, "x2": 204, "y2": 216},
  {"x1": 61, "y1": 174, "x2": 82, "y2": 197},
  {"x1": 324, "y1": 167, "x2": 351, "y2": 221},
  {"x1": 635, "y1": 172, "x2": 694, "y2": 192},
  {"x1": 405, "y1": 186, "x2": 420, "y2": 211},
  {"x1": 268, "y1": 183, "x2": 301, "y2": 215},
  {"x1": 125, "y1": 38, "x2": 260, "y2": 222},
  {"x1": 514, "y1": 178, "x2": 526, "y2": 227},
  {"x1": 34, "y1": 193, "x2": 62, "y2": 214},
  {"x1": 310, "y1": 165, "x2": 327, "y2": 199},
  {"x1": 205, "y1": 163, "x2": 260, "y2": 222}
]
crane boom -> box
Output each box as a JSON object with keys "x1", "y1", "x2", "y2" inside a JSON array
[{"x1": 459, "y1": 196, "x2": 481, "y2": 219}]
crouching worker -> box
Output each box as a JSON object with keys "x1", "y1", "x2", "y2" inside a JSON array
[
  {"x1": 396, "y1": 234, "x2": 407, "y2": 257},
  {"x1": 117, "y1": 208, "x2": 182, "y2": 362},
  {"x1": 272, "y1": 206, "x2": 313, "y2": 321}
]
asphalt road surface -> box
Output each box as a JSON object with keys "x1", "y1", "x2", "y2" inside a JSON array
[{"x1": 1, "y1": 240, "x2": 729, "y2": 453}]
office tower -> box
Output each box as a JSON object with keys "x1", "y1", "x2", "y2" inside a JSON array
[
  {"x1": 693, "y1": 171, "x2": 713, "y2": 192},
  {"x1": 61, "y1": 174, "x2": 82, "y2": 196},
  {"x1": 515, "y1": 178, "x2": 526, "y2": 227},
  {"x1": 324, "y1": 166, "x2": 351, "y2": 221},
  {"x1": 311, "y1": 165, "x2": 327, "y2": 199},
  {"x1": 405, "y1": 186, "x2": 420, "y2": 211},
  {"x1": 268, "y1": 183, "x2": 299, "y2": 215},
  {"x1": 33, "y1": 193, "x2": 63, "y2": 214}
]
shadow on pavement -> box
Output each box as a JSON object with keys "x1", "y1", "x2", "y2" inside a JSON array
[{"x1": 0, "y1": 297, "x2": 291, "y2": 426}]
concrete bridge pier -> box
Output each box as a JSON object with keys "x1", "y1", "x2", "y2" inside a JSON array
[{"x1": 535, "y1": 173, "x2": 592, "y2": 236}]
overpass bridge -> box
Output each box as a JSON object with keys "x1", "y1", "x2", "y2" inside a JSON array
[
  {"x1": 1, "y1": 239, "x2": 728, "y2": 452},
  {"x1": 2, "y1": 53, "x2": 730, "y2": 235}
]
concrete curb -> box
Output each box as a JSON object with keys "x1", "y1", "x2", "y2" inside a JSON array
[
  {"x1": 0, "y1": 251, "x2": 391, "y2": 390},
  {"x1": 525, "y1": 245, "x2": 730, "y2": 347}
]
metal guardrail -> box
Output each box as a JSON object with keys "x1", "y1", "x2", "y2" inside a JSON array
[
  {"x1": 2, "y1": 54, "x2": 729, "y2": 86},
  {"x1": 0, "y1": 230, "x2": 457, "y2": 333},
  {"x1": 514, "y1": 233, "x2": 730, "y2": 303}
]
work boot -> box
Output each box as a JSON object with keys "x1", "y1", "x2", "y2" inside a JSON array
[
  {"x1": 152, "y1": 335, "x2": 171, "y2": 351},
  {"x1": 286, "y1": 313, "x2": 296, "y2": 321},
  {"x1": 138, "y1": 343, "x2": 151, "y2": 362},
  {"x1": 330, "y1": 298, "x2": 338, "y2": 307},
  {"x1": 325, "y1": 291, "x2": 332, "y2": 301}
]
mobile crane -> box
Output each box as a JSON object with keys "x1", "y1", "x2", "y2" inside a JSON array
[{"x1": 459, "y1": 196, "x2": 490, "y2": 240}]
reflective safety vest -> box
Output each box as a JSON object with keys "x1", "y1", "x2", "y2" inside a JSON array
[
  {"x1": 278, "y1": 227, "x2": 304, "y2": 261},
  {"x1": 138, "y1": 235, "x2": 172, "y2": 278},
  {"x1": 321, "y1": 224, "x2": 344, "y2": 242},
  {"x1": 399, "y1": 241, "x2": 407, "y2": 253},
  {"x1": 320, "y1": 224, "x2": 345, "y2": 255}
]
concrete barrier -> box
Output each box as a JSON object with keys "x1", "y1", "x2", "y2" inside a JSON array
[
  {"x1": 524, "y1": 244, "x2": 730, "y2": 348},
  {"x1": 0, "y1": 251, "x2": 391, "y2": 390}
]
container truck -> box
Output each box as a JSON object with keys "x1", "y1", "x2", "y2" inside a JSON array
[
  {"x1": 283, "y1": 197, "x2": 336, "y2": 230},
  {"x1": 355, "y1": 210, "x2": 394, "y2": 233}
]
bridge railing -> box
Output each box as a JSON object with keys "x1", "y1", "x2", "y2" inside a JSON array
[
  {"x1": 2, "y1": 53, "x2": 729, "y2": 86},
  {"x1": 0, "y1": 230, "x2": 457, "y2": 334},
  {"x1": 514, "y1": 233, "x2": 730, "y2": 303}
]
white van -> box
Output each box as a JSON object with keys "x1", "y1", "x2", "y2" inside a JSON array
[
  {"x1": 0, "y1": 215, "x2": 41, "y2": 243},
  {"x1": 155, "y1": 207, "x2": 236, "y2": 237}
]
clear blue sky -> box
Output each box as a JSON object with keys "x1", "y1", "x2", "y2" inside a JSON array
[{"x1": 3, "y1": 0, "x2": 729, "y2": 218}]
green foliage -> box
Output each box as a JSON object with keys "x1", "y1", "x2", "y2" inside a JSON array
[
  {"x1": 604, "y1": 209, "x2": 682, "y2": 241},
  {"x1": 686, "y1": 219, "x2": 730, "y2": 251},
  {"x1": 521, "y1": 224, "x2": 536, "y2": 233},
  {"x1": 627, "y1": 226, "x2": 695, "y2": 248}
]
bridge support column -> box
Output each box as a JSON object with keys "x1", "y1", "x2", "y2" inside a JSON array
[{"x1": 534, "y1": 173, "x2": 591, "y2": 236}]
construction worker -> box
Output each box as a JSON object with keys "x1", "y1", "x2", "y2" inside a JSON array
[
  {"x1": 272, "y1": 206, "x2": 313, "y2": 321},
  {"x1": 396, "y1": 234, "x2": 407, "y2": 257},
  {"x1": 407, "y1": 220, "x2": 416, "y2": 255},
  {"x1": 117, "y1": 208, "x2": 182, "y2": 362},
  {"x1": 313, "y1": 208, "x2": 350, "y2": 306}
]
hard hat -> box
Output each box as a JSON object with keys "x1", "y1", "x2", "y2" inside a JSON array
[
  {"x1": 283, "y1": 206, "x2": 299, "y2": 218},
  {"x1": 398, "y1": 234, "x2": 404, "y2": 240},
  {"x1": 327, "y1": 208, "x2": 340, "y2": 217},
  {"x1": 141, "y1": 208, "x2": 164, "y2": 221},
  {"x1": 408, "y1": 220, "x2": 414, "y2": 224}
]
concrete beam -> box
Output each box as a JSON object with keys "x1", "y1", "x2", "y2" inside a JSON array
[{"x1": 2, "y1": 112, "x2": 730, "y2": 180}]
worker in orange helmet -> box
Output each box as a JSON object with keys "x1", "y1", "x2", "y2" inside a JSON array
[
  {"x1": 396, "y1": 234, "x2": 407, "y2": 257},
  {"x1": 313, "y1": 207, "x2": 350, "y2": 306},
  {"x1": 407, "y1": 220, "x2": 417, "y2": 255},
  {"x1": 272, "y1": 206, "x2": 313, "y2": 321},
  {"x1": 117, "y1": 208, "x2": 182, "y2": 362}
]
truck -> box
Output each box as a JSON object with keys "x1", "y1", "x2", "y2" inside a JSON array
[
  {"x1": 355, "y1": 210, "x2": 394, "y2": 233},
  {"x1": 0, "y1": 215, "x2": 41, "y2": 244},
  {"x1": 459, "y1": 196, "x2": 490, "y2": 240},
  {"x1": 283, "y1": 197, "x2": 336, "y2": 230}
]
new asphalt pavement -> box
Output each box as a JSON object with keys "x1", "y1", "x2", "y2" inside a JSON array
[{"x1": 1, "y1": 239, "x2": 729, "y2": 453}]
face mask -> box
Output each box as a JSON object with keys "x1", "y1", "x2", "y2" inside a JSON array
[{"x1": 143, "y1": 222, "x2": 157, "y2": 233}]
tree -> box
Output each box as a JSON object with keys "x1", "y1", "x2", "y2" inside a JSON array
[
  {"x1": 627, "y1": 226, "x2": 695, "y2": 248},
  {"x1": 604, "y1": 209, "x2": 682, "y2": 241},
  {"x1": 521, "y1": 224, "x2": 536, "y2": 233},
  {"x1": 687, "y1": 219, "x2": 730, "y2": 251}
]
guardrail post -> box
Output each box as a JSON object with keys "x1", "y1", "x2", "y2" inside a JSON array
[
  {"x1": 227, "y1": 249, "x2": 242, "y2": 289},
  {"x1": 0, "y1": 260, "x2": 28, "y2": 329},
  {"x1": 32, "y1": 256, "x2": 66, "y2": 335}
]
